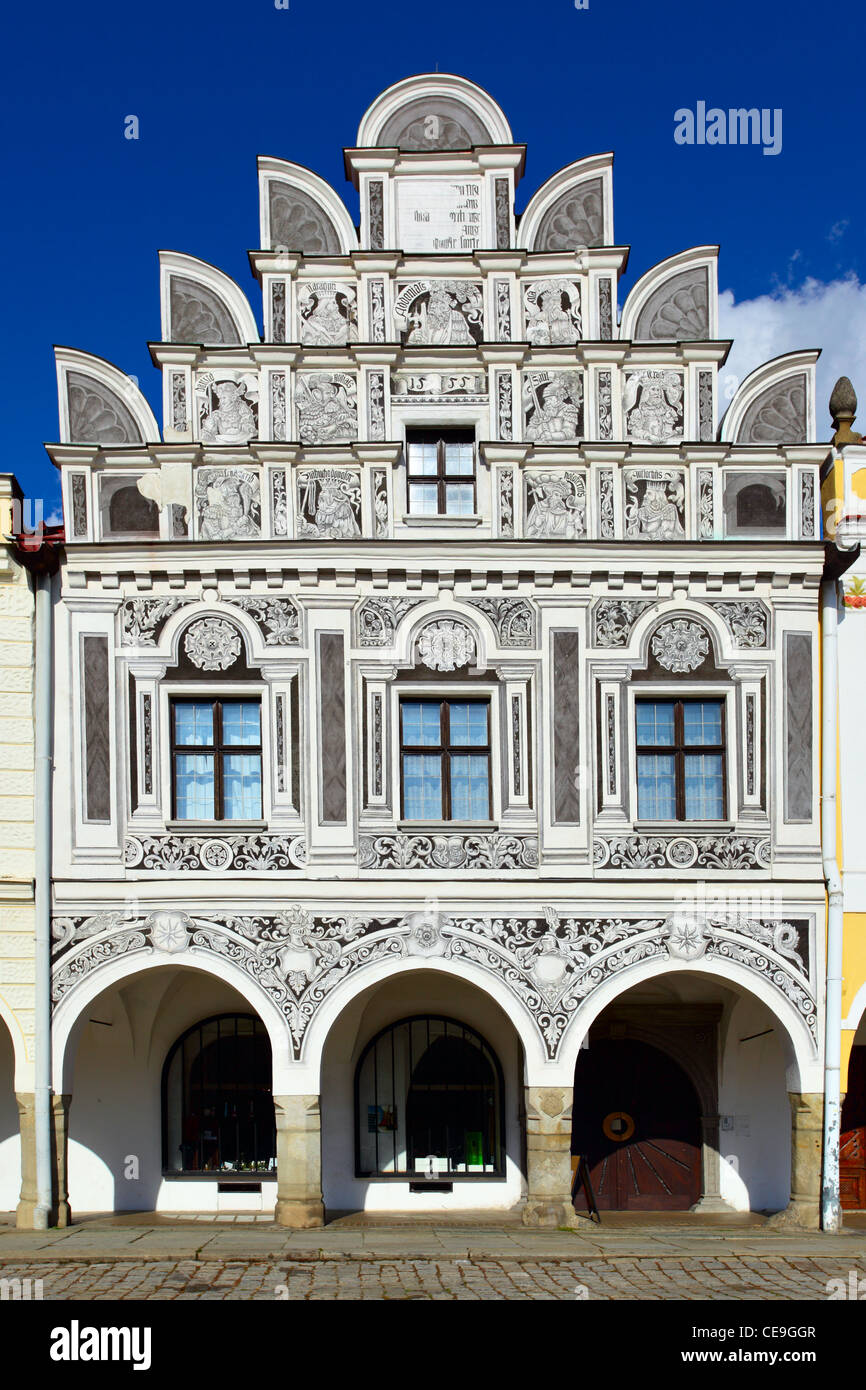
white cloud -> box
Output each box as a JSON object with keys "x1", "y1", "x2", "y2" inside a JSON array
[{"x1": 718, "y1": 275, "x2": 866, "y2": 436}]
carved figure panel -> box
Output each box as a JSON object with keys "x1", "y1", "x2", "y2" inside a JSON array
[
  {"x1": 195, "y1": 468, "x2": 261, "y2": 540},
  {"x1": 624, "y1": 469, "x2": 686, "y2": 540},
  {"x1": 523, "y1": 280, "x2": 582, "y2": 345},
  {"x1": 196, "y1": 371, "x2": 258, "y2": 444},
  {"x1": 525, "y1": 470, "x2": 586, "y2": 539},
  {"x1": 394, "y1": 280, "x2": 483, "y2": 346},
  {"x1": 297, "y1": 469, "x2": 361, "y2": 539},
  {"x1": 295, "y1": 373, "x2": 358, "y2": 444},
  {"x1": 298, "y1": 282, "x2": 358, "y2": 346},
  {"x1": 523, "y1": 372, "x2": 584, "y2": 442},
  {"x1": 623, "y1": 370, "x2": 685, "y2": 444}
]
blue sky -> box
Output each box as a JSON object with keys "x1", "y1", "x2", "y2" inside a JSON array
[{"x1": 3, "y1": 0, "x2": 864, "y2": 517}]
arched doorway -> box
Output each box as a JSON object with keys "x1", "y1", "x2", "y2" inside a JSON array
[{"x1": 572, "y1": 1038, "x2": 701, "y2": 1211}]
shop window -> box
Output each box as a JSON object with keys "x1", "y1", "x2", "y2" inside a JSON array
[
  {"x1": 355, "y1": 1016, "x2": 505, "y2": 1178},
  {"x1": 170, "y1": 698, "x2": 262, "y2": 821},
  {"x1": 400, "y1": 698, "x2": 491, "y2": 820},
  {"x1": 406, "y1": 429, "x2": 476, "y2": 516},
  {"x1": 635, "y1": 698, "x2": 726, "y2": 821},
  {"x1": 162, "y1": 1014, "x2": 275, "y2": 1175}
]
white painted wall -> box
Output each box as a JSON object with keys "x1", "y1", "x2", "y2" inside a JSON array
[
  {"x1": 67, "y1": 966, "x2": 276, "y2": 1214},
  {"x1": 718, "y1": 992, "x2": 790, "y2": 1212},
  {"x1": 321, "y1": 972, "x2": 525, "y2": 1214},
  {"x1": 839, "y1": 572, "x2": 866, "y2": 911}
]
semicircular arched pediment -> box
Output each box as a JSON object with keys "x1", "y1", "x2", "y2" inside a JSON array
[{"x1": 376, "y1": 95, "x2": 493, "y2": 150}]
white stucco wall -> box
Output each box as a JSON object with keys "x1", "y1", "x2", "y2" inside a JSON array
[
  {"x1": 717, "y1": 992, "x2": 791, "y2": 1212},
  {"x1": 0, "y1": 1021, "x2": 20, "y2": 1210}
]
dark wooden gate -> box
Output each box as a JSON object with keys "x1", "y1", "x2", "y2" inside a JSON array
[
  {"x1": 572, "y1": 1038, "x2": 702, "y2": 1211},
  {"x1": 841, "y1": 1046, "x2": 866, "y2": 1210}
]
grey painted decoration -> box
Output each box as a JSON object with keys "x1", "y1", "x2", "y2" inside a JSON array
[
  {"x1": 800, "y1": 471, "x2": 816, "y2": 538},
  {"x1": 299, "y1": 281, "x2": 358, "y2": 345},
  {"x1": 525, "y1": 470, "x2": 586, "y2": 539},
  {"x1": 358, "y1": 834, "x2": 538, "y2": 871},
  {"x1": 606, "y1": 694, "x2": 616, "y2": 797},
  {"x1": 121, "y1": 596, "x2": 189, "y2": 647},
  {"x1": 271, "y1": 281, "x2": 287, "y2": 342},
  {"x1": 746, "y1": 693, "x2": 756, "y2": 798},
  {"x1": 597, "y1": 370, "x2": 612, "y2": 440},
  {"x1": 738, "y1": 374, "x2": 808, "y2": 445},
  {"x1": 231, "y1": 597, "x2": 300, "y2": 646},
  {"x1": 592, "y1": 598, "x2": 653, "y2": 648},
  {"x1": 168, "y1": 275, "x2": 240, "y2": 344},
  {"x1": 624, "y1": 469, "x2": 685, "y2": 539},
  {"x1": 524, "y1": 372, "x2": 584, "y2": 442},
  {"x1": 82, "y1": 634, "x2": 111, "y2": 822},
  {"x1": 319, "y1": 633, "x2": 347, "y2": 824},
  {"x1": 698, "y1": 370, "x2": 714, "y2": 441},
  {"x1": 268, "y1": 181, "x2": 341, "y2": 254},
  {"x1": 511, "y1": 696, "x2": 522, "y2": 797},
  {"x1": 623, "y1": 371, "x2": 685, "y2": 444},
  {"x1": 368, "y1": 372, "x2": 386, "y2": 443},
  {"x1": 275, "y1": 694, "x2": 287, "y2": 794},
  {"x1": 394, "y1": 281, "x2": 483, "y2": 346},
  {"x1": 598, "y1": 469, "x2": 615, "y2": 538},
  {"x1": 377, "y1": 97, "x2": 492, "y2": 150},
  {"x1": 357, "y1": 596, "x2": 423, "y2": 646},
  {"x1": 496, "y1": 371, "x2": 513, "y2": 441},
  {"x1": 534, "y1": 177, "x2": 604, "y2": 250},
  {"x1": 697, "y1": 467, "x2": 715, "y2": 538},
  {"x1": 494, "y1": 279, "x2": 511, "y2": 341},
  {"x1": 271, "y1": 469, "x2": 288, "y2": 537},
  {"x1": 785, "y1": 633, "x2": 813, "y2": 822},
  {"x1": 70, "y1": 473, "x2": 88, "y2": 538},
  {"x1": 709, "y1": 600, "x2": 768, "y2": 648},
  {"x1": 524, "y1": 280, "x2": 581, "y2": 345},
  {"x1": 552, "y1": 630, "x2": 580, "y2": 823},
  {"x1": 123, "y1": 832, "x2": 306, "y2": 872},
  {"x1": 170, "y1": 372, "x2": 188, "y2": 432},
  {"x1": 141, "y1": 693, "x2": 153, "y2": 797},
  {"x1": 371, "y1": 692, "x2": 383, "y2": 799},
  {"x1": 296, "y1": 373, "x2": 358, "y2": 444},
  {"x1": 271, "y1": 372, "x2": 287, "y2": 442},
  {"x1": 368, "y1": 180, "x2": 385, "y2": 250},
  {"x1": 467, "y1": 597, "x2": 535, "y2": 647},
  {"x1": 368, "y1": 280, "x2": 386, "y2": 343},
  {"x1": 67, "y1": 372, "x2": 142, "y2": 445},
  {"x1": 196, "y1": 371, "x2": 258, "y2": 444},
  {"x1": 594, "y1": 833, "x2": 771, "y2": 873},
  {"x1": 597, "y1": 277, "x2": 613, "y2": 339},
  {"x1": 372, "y1": 467, "x2": 388, "y2": 538},
  {"x1": 495, "y1": 178, "x2": 510, "y2": 250},
  {"x1": 297, "y1": 469, "x2": 361, "y2": 539},
  {"x1": 195, "y1": 468, "x2": 261, "y2": 540},
  {"x1": 498, "y1": 468, "x2": 515, "y2": 537},
  {"x1": 171, "y1": 506, "x2": 188, "y2": 539},
  {"x1": 634, "y1": 266, "x2": 709, "y2": 341}
]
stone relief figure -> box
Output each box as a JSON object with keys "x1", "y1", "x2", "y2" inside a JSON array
[
  {"x1": 524, "y1": 280, "x2": 582, "y2": 345},
  {"x1": 525, "y1": 471, "x2": 586, "y2": 539},
  {"x1": 623, "y1": 370, "x2": 684, "y2": 445},
  {"x1": 298, "y1": 282, "x2": 358, "y2": 346},
  {"x1": 297, "y1": 468, "x2": 361, "y2": 539},
  {"x1": 195, "y1": 468, "x2": 261, "y2": 540},
  {"x1": 196, "y1": 372, "x2": 258, "y2": 444},
  {"x1": 523, "y1": 372, "x2": 584, "y2": 442},
  {"x1": 295, "y1": 373, "x2": 358, "y2": 444},
  {"x1": 394, "y1": 280, "x2": 483, "y2": 346},
  {"x1": 624, "y1": 469, "x2": 685, "y2": 540}
]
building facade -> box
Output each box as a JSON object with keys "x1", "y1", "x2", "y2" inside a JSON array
[{"x1": 40, "y1": 75, "x2": 829, "y2": 1225}]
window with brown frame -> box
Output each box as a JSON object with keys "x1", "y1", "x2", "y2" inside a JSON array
[
  {"x1": 400, "y1": 698, "x2": 491, "y2": 821},
  {"x1": 635, "y1": 698, "x2": 726, "y2": 821},
  {"x1": 170, "y1": 698, "x2": 262, "y2": 821},
  {"x1": 406, "y1": 429, "x2": 476, "y2": 517}
]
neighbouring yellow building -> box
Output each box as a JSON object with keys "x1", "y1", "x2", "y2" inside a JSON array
[{"x1": 825, "y1": 381, "x2": 866, "y2": 1212}]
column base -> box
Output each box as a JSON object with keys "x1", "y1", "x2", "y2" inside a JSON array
[
  {"x1": 766, "y1": 1201, "x2": 820, "y2": 1231},
  {"x1": 521, "y1": 1200, "x2": 577, "y2": 1229},
  {"x1": 275, "y1": 1198, "x2": 325, "y2": 1229},
  {"x1": 690, "y1": 1195, "x2": 736, "y2": 1213}
]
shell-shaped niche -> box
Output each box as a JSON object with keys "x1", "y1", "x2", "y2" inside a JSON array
[
  {"x1": 737, "y1": 375, "x2": 808, "y2": 444},
  {"x1": 634, "y1": 267, "x2": 709, "y2": 341},
  {"x1": 55, "y1": 349, "x2": 159, "y2": 444},
  {"x1": 356, "y1": 73, "x2": 513, "y2": 151}
]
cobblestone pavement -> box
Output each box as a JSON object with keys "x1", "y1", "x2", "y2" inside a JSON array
[{"x1": 0, "y1": 1255, "x2": 859, "y2": 1300}]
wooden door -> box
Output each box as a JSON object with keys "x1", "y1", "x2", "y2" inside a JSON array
[
  {"x1": 841, "y1": 1047, "x2": 866, "y2": 1210},
  {"x1": 572, "y1": 1038, "x2": 702, "y2": 1211}
]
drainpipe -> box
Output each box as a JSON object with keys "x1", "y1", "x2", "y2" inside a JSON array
[{"x1": 32, "y1": 569, "x2": 54, "y2": 1229}]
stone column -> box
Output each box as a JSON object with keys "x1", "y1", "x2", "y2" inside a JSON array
[
  {"x1": 273, "y1": 1094, "x2": 325, "y2": 1228},
  {"x1": 15, "y1": 1093, "x2": 37, "y2": 1229},
  {"x1": 692, "y1": 1113, "x2": 733, "y2": 1212},
  {"x1": 770, "y1": 1092, "x2": 822, "y2": 1229},
  {"x1": 51, "y1": 1094, "x2": 72, "y2": 1228},
  {"x1": 522, "y1": 1086, "x2": 577, "y2": 1228},
  {"x1": 15, "y1": 1092, "x2": 71, "y2": 1228}
]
